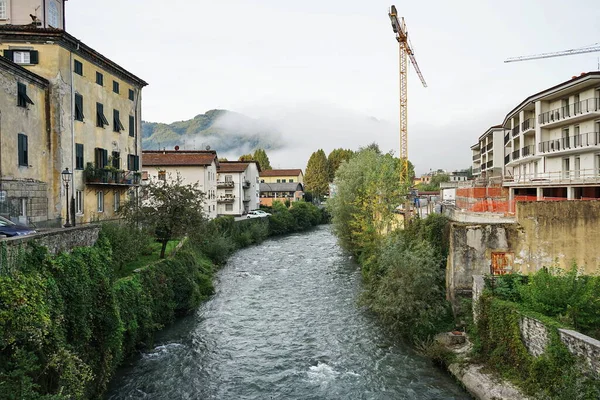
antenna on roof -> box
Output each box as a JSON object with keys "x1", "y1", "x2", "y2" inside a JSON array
[{"x1": 206, "y1": 145, "x2": 211, "y2": 151}]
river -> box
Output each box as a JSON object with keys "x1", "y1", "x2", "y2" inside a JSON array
[{"x1": 107, "y1": 226, "x2": 470, "y2": 399}]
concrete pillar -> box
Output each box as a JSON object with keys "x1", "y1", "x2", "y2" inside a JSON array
[
  {"x1": 567, "y1": 186, "x2": 575, "y2": 200},
  {"x1": 509, "y1": 187, "x2": 515, "y2": 213},
  {"x1": 537, "y1": 187, "x2": 543, "y2": 201}
]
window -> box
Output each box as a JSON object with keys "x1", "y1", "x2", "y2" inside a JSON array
[
  {"x1": 563, "y1": 158, "x2": 570, "y2": 179},
  {"x1": 281, "y1": 179, "x2": 286, "y2": 183},
  {"x1": 225, "y1": 175, "x2": 233, "y2": 182},
  {"x1": 75, "y1": 143, "x2": 84, "y2": 170},
  {"x1": 48, "y1": 0, "x2": 59, "y2": 27},
  {"x1": 129, "y1": 115, "x2": 135, "y2": 137},
  {"x1": 575, "y1": 157, "x2": 581, "y2": 179},
  {"x1": 76, "y1": 190, "x2": 83, "y2": 214},
  {"x1": 289, "y1": 179, "x2": 294, "y2": 183},
  {"x1": 96, "y1": 72, "x2": 104, "y2": 86},
  {"x1": 0, "y1": 0, "x2": 6, "y2": 19},
  {"x1": 114, "y1": 192, "x2": 121, "y2": 212},
  {"x1": 112, "y1": 151, "x2": 120, "y2": 169},
  {"x1": 19, "y1": 198, "x2": 27, "y2": 218},
  {"x1": 127, "y1": 154, "x2": 140, "y2": 171},
  {"x1": 96, "y1": 103, "x2": 108, "y2": 127},
  {"x1": 113, "y1": 81, "x2": 119, "y2": 94},
  {"x1": 18, "y1": 134, "x2": 28, "y2": 166},
  {"x1": 260, "y1": 179, "x2": 264, "y2": 183},
  {"x1": 74, "y1": 60, "x2": 83, "y2": 75},
  {"x1": 113, "y1": 110, "x2": 124, "y2": 132},
  {"x1": 74, "y1": 93, "x2": 84, "y2": 121},
  {"x1": 97, "y1": 191, "x2": 104, "y2": 213},
  {"x1": 158, "y1": 170, "x2": 166, "y2": 181},
  {"x1": 3, "y1": 49, "x2": 38, "y2": 65},
  {"x1": 276, "y1": 179, "x2": 281, "y2": 183},
  {"x1": 17, "y1": 82, "x2": 34, "y2": 108},
  {"x1": 95, "y1": 148, "x2": 108, "y2": 168},
  {"x1": 128, "y1": 89, "x2": 135, "y2": 101},
  {"x1": 225, "y1": 204, "x2": 233, "y2": 212}
]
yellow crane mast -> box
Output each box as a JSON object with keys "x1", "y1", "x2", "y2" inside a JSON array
[{"x1": 388, "y1": 5, "x2": 427, "y2": 186}]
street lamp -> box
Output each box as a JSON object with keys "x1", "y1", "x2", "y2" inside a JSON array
[{"x1": 61, "y1": 168, "x2": 72, "y2": 228}]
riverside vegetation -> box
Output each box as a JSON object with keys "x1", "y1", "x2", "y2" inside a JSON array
[{"x1": 0, "y1": 201, "x2": 327, "y2": 399}]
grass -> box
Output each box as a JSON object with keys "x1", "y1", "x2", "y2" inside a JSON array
[{"x1": 117, "y1": 240, "x2": 180, "y2": 278}]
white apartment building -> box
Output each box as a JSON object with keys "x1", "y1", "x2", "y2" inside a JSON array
[
  {"x1": 503, "y1": 71, "x2": 600, "y2": 200},
  {"x1": 141, "y1": 150, "x2": 219, "y2": 219},
  {"x1": 471, "y1": 125, "x2": 505, "y2": 179},
  {"x1": 217, "y1": 161, "x2": 260, "y2": 216}
]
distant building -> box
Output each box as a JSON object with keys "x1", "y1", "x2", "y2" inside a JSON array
[
  {"x1": 142, "y1": 150, "x2": 219, "y2": 219},
  {"x1": 217, "y1": 161, "x2": 261, "y2": 216},
  {"x1": 471, "y1": 125, "x2": 505, "y2": 179},
  {"x1": 260, "y1": 182, "x2": 304, "y2": 207},
  {"x1": 0, "y1": 0, "x2": 67, "y2": 30},
  {"x1": 260, "y1": 169, "x2": 304, "y2": 185}
]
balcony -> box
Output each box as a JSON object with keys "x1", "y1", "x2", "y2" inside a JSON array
[
  {"x1": 538, "y1": 98, "x2": 600, "y2": 127},
  {"x1": 486, "y1": 142, "x2": 493, "y2": 151},
  {"x1": 486, "y1": 160, "x2": 493, "y2": 169},
  {"x1": 243, "y1": 195, "x2": 252, "y2": 202},
  {"x1": 84, "y1": 168, "x2": 141, "y2": 186},
  {"x1": 512, "y1": 125, "x2": 521, "y2": 137},
  {"x1": 521, "y1": 145, "x2": 535, "y2": 157},
  {"x1": 512, "y1": 149, "x2": 521, "y2": 161},
  {"x1": 217, "y1": 181, "x2": 235, "y2": 189},
  {"x1": 504, "y1": 154, "x2": 511, "y2": 165},
  {"x1": 217, "y1": 195, "x2": 235, "y2": 203},
  {"x1": 473, "y1": 167, "x2": 481, "y2": 175},
  {"x1": 242, "y1": 180, "x2": 251, "y2": 189},
  {"x1": 504, "y1": 169, "x2": 600, "y2": 187},
  {"x1": 472, "y1": 153, "x2": 480, "y2": 161},
  {"x1": 538, "y1": 132, "x2": 600, "y2": 155},
  {"x1": 521, "y1": 118, "x2": 535, "y2": 134},
  {"x1": 504, "y1": 133, "x2": 510, "y2": 145}
]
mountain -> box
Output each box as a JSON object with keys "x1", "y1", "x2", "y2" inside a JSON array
[{"x1": 141, "y1": 109, "x2": 283, "y2": 154}]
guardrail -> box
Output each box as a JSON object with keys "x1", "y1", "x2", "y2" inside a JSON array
[
  {"x1": 504, "y1": 169, "x2": 600, "y2": 185},
  {"x1": 538, "y1": 98, "x2": 600, "y2": 125},
  {"x1": 538, "y1": 131, "x2": 600, "y2": 154}
]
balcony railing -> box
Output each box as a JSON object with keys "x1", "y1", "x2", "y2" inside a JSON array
[
  {"x1": 217, "y1": 181, "x2": 235, "y2": 188},
  {"x1": 473, "y1": 167, "x2": 481, "y2": 174},
  {"x1": 538, "y1": 132, "x2": 600, "y2": 154},
  {"x1": 242, "y1": 180, "x2": 251, "y2": 189},
  {"x1": 486, "y1": 142, "x2": 493, "y2": 151},
  {"x1": 217, "y1": 195, "x2": 235, "y2": 203},
  {"x1": 521, "y1": 145, "x2": 535, "y2": 157},
  {"x1": 512, "y1": 125, "x2": 521, "y2": 137},
  {"x1": 504, "y1": 154, "x2": 511, "y2": 164},
  {"x1": 504, "y1": 168, "x2": 600, "y2": 186},
  {"x1": 504, "y1": 133, "x2": 510, "y2": 145},
  {"x1": 538, "y1": 98, "x2": 600, "y2": 125},
  {"x1": 486, "y1": 160, "x2": 493, "y2": 168},
  {"x1": 84, "y1": 168, "x2": 141, "y2": 186},
  {"x1": 512, "y1": 149, "x2": 521, "y2": 161},
  {"x1": 472, "y1": 153, "x2": 480, "y2": 161},
  {"x1": 521, "y1": 118, "x2": 535, "y2": 132}
]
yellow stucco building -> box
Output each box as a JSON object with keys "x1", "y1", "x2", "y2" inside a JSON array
[
  {"x1": 259, "y1": 169, "x2": 304, "y2": 185},
  {"x1": 0, "y1": 16, "x2": 147, "y2": 226}
]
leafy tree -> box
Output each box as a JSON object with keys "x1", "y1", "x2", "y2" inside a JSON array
[
  {"x1": 120, "y1": 174, "x2": 207, "y2": 258},
  {"x1": 418, "y1": 173, "x2": 449, "y2": 191},
  {"x1": 238, "y1": 154, "x2": 253, "y2": 162},
  {"x1": 327, "y1": 148, "x2": 354, "y2": 182},
  {"x1": 304, "y1": 149, "x2": 330, "y2": 200},
  {"x1": 253, "y1": 148, "x2": 272, "y2": 170},
  {"x1": 218, "y1": 157, "x2": 229, "y2": 162}
]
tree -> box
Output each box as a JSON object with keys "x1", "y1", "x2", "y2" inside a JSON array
[
  {"x1": 327, "y1": 148, "x2": 354, "y2": 182},
  {"x1": 417, "y1": 173, "x2": 449, "y2": 191},
  {"x1": 304, "y1": 149, "x2": 330, "y2": 200},
  {"x1": 238, "y1": 154, "x2": 253, "y2": 162},
  {"x1": 120, "y1": 174, "x2": 207, "y2": 258},
  {"x1": 253, "y1": 148, "x2": 272, "y2": 170}
]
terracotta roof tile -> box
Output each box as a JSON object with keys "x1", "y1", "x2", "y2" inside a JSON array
[
  {"x1": 218, "y1": 162, "x2": 250, "y2": 173},
  {"x1": 142, "y1": 151, "x2": 217, "y2": 167},
  {"x1": 260, "y1": 169, "x2": 303, "y2": 177}
]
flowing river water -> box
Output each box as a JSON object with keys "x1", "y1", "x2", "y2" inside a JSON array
[{"x1": 107, "y1": 226, "x2": 470, "y2": 399}]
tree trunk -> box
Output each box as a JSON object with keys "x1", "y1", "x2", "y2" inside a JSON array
[{"x1": 160, "y1": 238, "x2": 168, "y2": 259}]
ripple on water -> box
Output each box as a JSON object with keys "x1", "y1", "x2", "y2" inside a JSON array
[{"x1": 107, "y1": 226, "x2": 470, "y2": 400}]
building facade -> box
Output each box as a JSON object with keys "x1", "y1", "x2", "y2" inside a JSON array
[
  {"x1": 0, "y1": 56, "x2": 53, "y2": 226},
  {"x1": 0, "y1": 0, "x2": 66, "y2": 30},
  {"x1": 217, "y1": 161, "x2": 260, "y2": 216},
  {"x1": 259, "y1": 182, "x2": 304, "y2": 207},
  {"x1": 503, "y1": 72, "x2": 600, "y2": 201},
  {"x1": 471, "y1": 125, "x2": 505, "y2": 179},
  {"x1": 0, "y1": 25, "x2": 147, "y2": 225},
  {"x1": 259, "y1": 169, "x2": 304, "y2": 185},
  {"x1": 142, "y1": 150, "x2": 219, "y2": 219}
]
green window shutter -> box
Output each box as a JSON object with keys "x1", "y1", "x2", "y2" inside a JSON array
[
  {"x1": 18, "y1": 134, "x2": 24, "y2": 166},
  {"x1": 129, "y1": 115, "x2": 135, "y2": 137},
  {"x1": 112, "y1": 151, "x2": 120, "y2": 169},
  {"x1": 29, "y1": 51, "x2": 39, "y2": 65},
  {"x1": 128, "y1": 89, "x2": 134, "y2": 101},
  {"x1": 3, "y1": 50, "x2": 14, "y2": 61},
  {"x1": 18, "y1": 134, "x2": 28, "y2": 166},
  {"x1": 135, "y1": 156, "x2": 140, "y2": 171},
  {"x1": 75, "y1": 94, "x2": 84, "y2": 121},
  {"x1": 127, "y1": 155, "x2": 131, "y2": 170},
  {"x1": 102, "y1": 149, "x2": 108, "y2": 168},
  {"x1": 76, "y1": 144, "x2": 84, "y2": 170}
]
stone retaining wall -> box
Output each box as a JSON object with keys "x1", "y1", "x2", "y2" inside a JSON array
[
  {"x1": 559, "y1": 329, "x2": 600, "y2": 375},
  {"x1": 519, "y1": 316, "x2": 550, "y2": 358}
]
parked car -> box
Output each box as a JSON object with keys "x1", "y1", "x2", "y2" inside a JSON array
[
  {"x1": 247, "y1": 210, "x2": 272, "y2": 218},
  {"x1": 0, "y1": 216, "x2": 36, "y2": 237}
]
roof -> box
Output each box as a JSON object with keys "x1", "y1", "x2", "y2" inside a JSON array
[
  {"x1": 260, "y1": 169, "x2": 303, "y2": 177},
  {"x1": 478, "y1": 125, "x2": 504, "y2": 141},
  {"x1": 142, "y1": 150, "x2": 218, "y2": 167},
  {"x1": 260, "y1": 182, "x2": 304, "y2": 192},
  {"x1": 218, "y1": 161, "x2": 261, "y2": 173},
  {"x1": 0, "y1": 56, "x2": 48, "y2": 87},
  {"x1": 0, "y1": 25, "x2": 148, "y2": 87},
  {"x1": 502, "y1": 71, "x2": 600, "y2": 126}
]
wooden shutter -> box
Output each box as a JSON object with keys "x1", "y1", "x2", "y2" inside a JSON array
[
  {"x1": 3, "y1": 50, "x2": 14, "y2": 61},
  {"x1": 102, "y1": 149, "x2": 108, "y2": 168},
  {"x1": 29, "y1": 51, "x2": 39, "y2": 65},
  {"x1": 76, "y1": 144, "x2": 84, "y2": 169},
  {"x1": 129, "y1": 115, "x2": 135, "y2": 137}
]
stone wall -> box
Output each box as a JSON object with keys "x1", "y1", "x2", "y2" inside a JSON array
[
  {"x1": 0, "y1": 179, "x2": 51, "y2": 225},
  {"x1": 0, "y1": 225, "x2": 101, "y2": 275},
  {"x1": 519, "y1": 316, "x2": 550, "y2": 357},
  {"x1": 559, "y1": 329, "x2": 600, "y2": 375}
]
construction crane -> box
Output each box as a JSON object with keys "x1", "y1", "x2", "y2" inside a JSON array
[
  {"x1": 388, "y1": 5, "x2": 427, "y2": 186},
  {"x1": 505, "y1": 43, "x2": 600, "y2": 63}
]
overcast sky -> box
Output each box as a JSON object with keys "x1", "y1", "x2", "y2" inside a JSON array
[{"x1": 67, "y1": 0, "x2": 600, "y2": 174}]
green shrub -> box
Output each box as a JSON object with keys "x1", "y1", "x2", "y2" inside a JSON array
[{"x1": 99, "y1": 223, "x2": 153, "y2": 275}]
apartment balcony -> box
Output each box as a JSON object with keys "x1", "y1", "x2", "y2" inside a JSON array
[
  {"x1": 504, "y1": 154, "x2": 511, "y2": 165},
  {"x1": 217, "y1": 195, "x2": 235, "y2": 203},
  {"x1": 472, "y1": 153, "x2": 480, "y2": 161},
  {"x1": 504, "y1": 169, "x2": 600, "y2": 187},
  {"x1": 84, "y1": 168, "x2": 141, "y2": 186},
  {"x1": 242, "y1": 180, "x2": 251, "y2": 189},
  {"x1": 538, "y1": 98, "x2": 600, "y2": 128},
  {"x1": 538, "y1": 131, "x2": 600, "y2": 156},
  {"x1": 473, "y1": 167, "x2": 481, "y2": 175},
  {"x1": 521, "y1": 118, "x2": 535, "y2": 134},
  {"x1": 217, "y1": 181, "x2": 235, "y2": 189},
  {"x1": 512, "y1": 149, "x2": 521, "y2": 161},
  {"x1": 243, "y1": 195, "x2": 252, "y2": 202},
  {"x1": 521, "y1": 145, "x2": 535, "y2": 157},
  {"x1": 486, "y1": 142, "x2": 493, "y2": 151},
  {"x1": 504, "y1": 133, "x2": 510, "y2": 145},
  {"x1": 512, "y1": 125, "x2": 521, "y2": 137}
]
